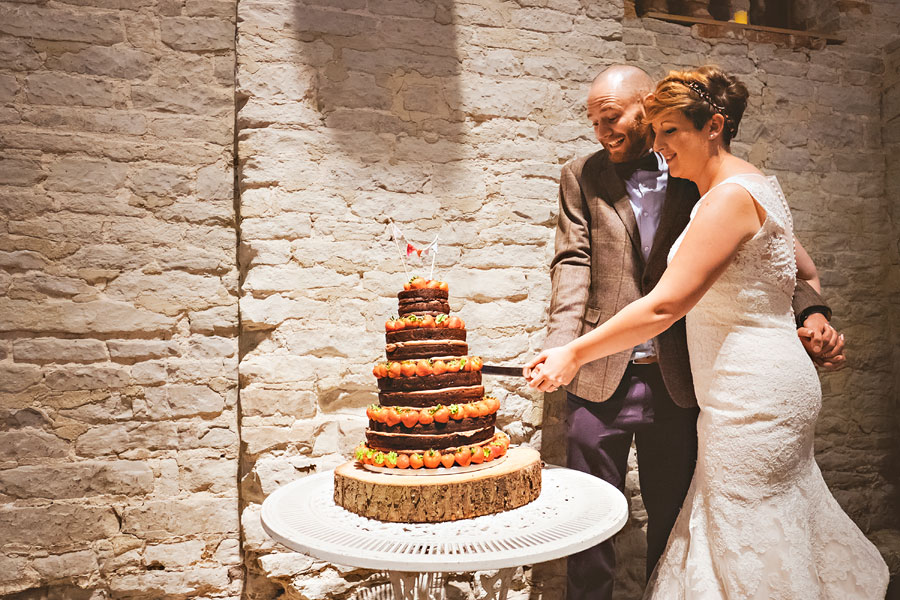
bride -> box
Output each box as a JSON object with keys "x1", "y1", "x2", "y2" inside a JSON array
[{"x1": 526, "y1": 66, "x2": 889, "y2": 598}]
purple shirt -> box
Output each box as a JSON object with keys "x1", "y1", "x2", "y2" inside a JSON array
[{"x1": 624, "y1": 152, "x2": 668, "y2": 359}]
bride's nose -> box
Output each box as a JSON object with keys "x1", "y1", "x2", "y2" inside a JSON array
[{"x1": 652, "y1": 130, "x2": 665, "y2": 153}]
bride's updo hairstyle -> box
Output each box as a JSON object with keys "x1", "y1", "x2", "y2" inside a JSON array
[{"x1": 644, "y1": 65, "x2": 749, "y2": 146}]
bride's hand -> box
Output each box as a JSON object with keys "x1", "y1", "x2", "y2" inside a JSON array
[{"x1": 524, "y1": 345, "x2": 579, "y2": 392}]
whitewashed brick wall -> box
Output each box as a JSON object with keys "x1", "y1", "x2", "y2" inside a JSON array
[
  {"x1": 0, "y1": 0, "x2": 241, "y2": 597},
  {"x1": 1, "y1": 0, "x2": 897, "y2": 598}
]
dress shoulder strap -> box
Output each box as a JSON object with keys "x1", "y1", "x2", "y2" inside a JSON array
[{"x1": 713, "y1": 173, "x2": 792, "y2": 233}]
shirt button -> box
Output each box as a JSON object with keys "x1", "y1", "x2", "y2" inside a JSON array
[
  {"x1": 642, "y1": 211, "x2": 649, "y2": 217},
  {"x1": 644, "y1": 246, "x2": 650, "y2": 252}
]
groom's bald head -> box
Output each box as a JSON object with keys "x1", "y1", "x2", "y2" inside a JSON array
[{"x1": 590, "y1": 65, "x2": 654, "y2": 105}]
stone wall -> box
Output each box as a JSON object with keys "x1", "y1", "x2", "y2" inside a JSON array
[
  {"x1": 234, "y1": 1, "x2": 622, "y2": 596},
  {"x1": 883, "y1": 35, "x2": 900, "y2": 580},
  {"x1": 0, "y1": 0, "x2": 241, "y2": 597},
  {"x1": 2, "y1": 0, "x2": 898, "y2": 598}
]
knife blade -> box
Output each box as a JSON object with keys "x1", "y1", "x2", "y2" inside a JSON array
[{"x1": 481, "y1": 364, "x2": 526, "y2": 377}]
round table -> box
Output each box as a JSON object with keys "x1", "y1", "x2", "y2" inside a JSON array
[{"x1": 261, "y1": 463, "x2": 628, "y2": 600}]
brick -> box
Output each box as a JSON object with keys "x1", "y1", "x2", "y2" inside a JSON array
[
  {"x1": 109, "y1": 566, "x2": 233, "y2": 597},
  {"x1": 0, "y1": 298, "x2": 176, "y2": 335},
  {"x1": 0, "y1": 74, "x2": 18, "y2": 104},
  {"x1": 511, "y1": 7, "x2": 575, "y2": 33},
  {"x1": 0, "y1": 38, "x2": 42, "y2": 71},
  {"x1": 49, "y1": 45, "x2": 155, "y2": 80},
  {"x1": 0, "y1": 158, "x2": 45, "y2": 186},
  {"x1": 45, "y1": 365, "x2": 131, "y2": 391},
  {"x1": 188, "y1": 305, "x2": 238, "y2": 335},
  {"x1": 128, "y1": 164, "x2": 193, "y2": 198},
  {"x1": 107, "y1": 340, "x2": 177, "y2": 362},
  {"x1": 13, "y1": 338, "x2": 108, "y2": 364},
  {"x1": 25, "y1": 72, "x2": 120, "y2": 108},
  {"x1": 31, "y1": 549, "x2": 99, "y2": 579},
  {"x1": 179, "y1": 457, "x2": 236, "y2": 494},
  {"x1": 43, "y1": 157, "x2": 128, "y2": 193},
  {"x1": 185, "y1": 0, "x2": 238, "y2": 17},
  {"x1": 0, "y1": 4, "x2": 125, "y2": 45},
  {"x1": 131, "y1": 83, "x2": 232, "y2": 116},
  {"x1": 76, "y1": 422, "x2": 172, "y2": 456},
  {"x1": 241, "y1": 387, "x2": 317, "y2": 419},
  {"x1": 161, "y1": 17, "x2": 236, "y2": 52},
  {"x1": 0, "y1": 363, "x2": 42, "y2": 392},
  {"x1": 21, "y1": 106, "x2": 148, "y2": 136},
  {"x1": 137, "y1": 385, "x2": 226, "y2": 419},
  {"x1": 0, "y1": 250, "x2": 49, "y2": 270},
  {"x1": 143, "y1": 540, "x2": 205, "y2": 568},
  {"x1": 0, "y1": 504, "x2": 120, "y2": 545},
  {"x1": 0, "y1": 461, "x2": 154, "y2": 499},
  {"x1": 0, "y1": 429, "x2": 68, "y2": 462},
  {"x1": 122, "y1": 495, "x2": 238, "y2": 539}
]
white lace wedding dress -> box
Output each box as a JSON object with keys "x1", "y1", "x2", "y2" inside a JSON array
[{"x1": 644, "y1": 173, "x2": 889, "y2": 599}]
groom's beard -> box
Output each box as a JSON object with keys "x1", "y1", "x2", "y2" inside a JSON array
[{"x1": 608, "y1": 118, "x2": 654, "y2": 164}]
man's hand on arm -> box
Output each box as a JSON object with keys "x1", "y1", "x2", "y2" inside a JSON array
[{"x1": 797, "y1": 312, "x2": 846, "y2": 371}]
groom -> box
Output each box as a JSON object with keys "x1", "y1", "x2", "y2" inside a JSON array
[{"x1": 543, "y1": 65, "x2": 844, "y2": 600}]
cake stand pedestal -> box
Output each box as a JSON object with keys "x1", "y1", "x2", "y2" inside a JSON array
[{"x1": 261, "y1": 460, "x2": 628, "y2": 600}]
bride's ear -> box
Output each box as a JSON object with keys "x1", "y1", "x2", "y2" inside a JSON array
[{"x1": 707, "y1": 113, "x2": 726, "y2": 141}]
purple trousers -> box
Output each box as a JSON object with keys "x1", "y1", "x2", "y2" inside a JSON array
[{"x1": 566, "y1": 363, "x2": 698, "y2": 600}]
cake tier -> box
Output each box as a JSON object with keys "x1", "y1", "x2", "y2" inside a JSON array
[
  {"x1": 368, "y1": 414, "x2": 495, "y2": 435},
  {"x1": 385, "y1": 340, "x2": 467, "y2": 361},
  {"x1": 378, "y1": 385, "x2": 485, "y2": 408},
  {"x1": 366, "y1": 425, "x2": 495, "y2": 452},
  {"x1": 377, "y1": 371, "x2": 481, "y2": 392},
  {"x1": 385, "y1": 328, "x2": 466, "y2": 344},
  {"x1": 397, "y1": 288, "x2": 449, "y2": 316}
]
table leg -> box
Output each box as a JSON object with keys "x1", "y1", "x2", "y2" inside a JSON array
[
  {"x1": 387, "y1": 572, "x2": 446, "y2": 600},
  {"x1": 477, "y1": 567, "x2": 516, "y2": 600}
]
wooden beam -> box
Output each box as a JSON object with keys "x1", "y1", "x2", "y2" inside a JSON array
[{"x1": 643, "y1": 11, "x2": 845, "y2": 45}]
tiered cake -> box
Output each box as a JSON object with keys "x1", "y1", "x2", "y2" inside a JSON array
[{"x1": 333, "y1": 277, "x2": 542, "y2": 523}]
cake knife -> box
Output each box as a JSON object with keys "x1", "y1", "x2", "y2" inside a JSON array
[{"x1": 481, "y1": 364, "x2": 527, "y2": 377}]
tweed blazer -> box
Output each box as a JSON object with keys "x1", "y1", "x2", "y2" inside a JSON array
[{"x1": 545, "y1": 149, "x2": 829, "y2": 408}]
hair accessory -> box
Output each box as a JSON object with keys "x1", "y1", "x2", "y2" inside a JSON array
[{"x1": 680, "y1": 80, "x2": 736, "y2": 137}]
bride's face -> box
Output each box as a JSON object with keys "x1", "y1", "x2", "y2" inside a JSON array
[{"x1": 650, "y1": 110, "x2": 710, "y2": 180}]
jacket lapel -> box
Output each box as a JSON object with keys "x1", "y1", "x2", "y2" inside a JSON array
[
  {"x1": 646, "y1": 176, "x2": 698, "y2": 272},
  {"x1": 599, "y1": 163, "x2": 642, "y2": 261}
]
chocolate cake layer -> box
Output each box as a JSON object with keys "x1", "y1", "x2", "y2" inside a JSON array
[
  {"x1": 397, "y1": 300, "x2": 450, "y2": 316},
  {"x1": 377, "y1": 371, "x2": 481, "y2": 392},
  {"x1": 398, "y1": 289, "x2": 448, "y2": 302},
  {"x1": 379, "y1": 385, "x2": 485, "y2": 408},
  {"x1": 385, "y1": 340, "x2": 468, "y2": 361},
  {"x1": 386, "y1": 328, "x2": 466, "y2": 344},
  {"x1": 365, "y1": 425, "x2": 495, "y2": 452},
  {"x1": 368, "y1": 414, "x2": 495, "y2": 434}
]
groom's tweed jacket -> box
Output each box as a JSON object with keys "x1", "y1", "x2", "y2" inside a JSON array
[{"x1": 545, "y1": 149, "x2": 828, "y2": 408}]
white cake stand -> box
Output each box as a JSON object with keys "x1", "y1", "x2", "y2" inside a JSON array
[{"x1": 261, "y1": 463, "x2": 628, "y2": 600}]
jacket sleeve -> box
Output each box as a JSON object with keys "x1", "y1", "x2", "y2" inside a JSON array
[
  {"x1": 792, "y1": 278, "x2": 832, "y2": 327},
  {"x1": 545, "y1": 163, "x2": 593, "y2": 349}
]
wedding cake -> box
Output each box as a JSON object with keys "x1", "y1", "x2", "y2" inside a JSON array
[
  {"x1": 357, "y1": 276, "x2": 509, "y2": 468},
  {"x1": 333, "y1": 276, "x2": 541, "y2": 523}
]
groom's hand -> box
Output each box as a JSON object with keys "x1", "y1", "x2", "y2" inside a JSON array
[{"x1": 797, "y1": 312, "x2": 846, "y2": 371}]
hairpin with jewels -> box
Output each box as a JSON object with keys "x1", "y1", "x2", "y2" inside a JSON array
[{"x1": 678, "y1": 80, "x2": 737, "y2": 137}]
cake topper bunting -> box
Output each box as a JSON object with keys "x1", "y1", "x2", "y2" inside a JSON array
[{"x1": 389, "y1": 220, "x2": 439, "y2": 280}]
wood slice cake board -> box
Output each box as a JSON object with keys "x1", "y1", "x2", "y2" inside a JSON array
[{"x1": 334, "y1": 447, "x2": 542, "y2": 523}]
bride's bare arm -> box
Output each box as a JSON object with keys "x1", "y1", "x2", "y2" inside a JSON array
[
  {"x1": 526, "y1": 184, "x2": 764, "y2": 391},
  {"x1": 794, "y1": 238, "x2": 821, "y2": 293}
]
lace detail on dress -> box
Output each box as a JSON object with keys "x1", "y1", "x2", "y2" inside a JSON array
[{"x1": 645, "y1": 173, "x2": 888, "y2": 600}]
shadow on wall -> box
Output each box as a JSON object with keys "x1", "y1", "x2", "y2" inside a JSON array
[{"x1": 292, "y1": 0, "x2": 466, "y2": 196}]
